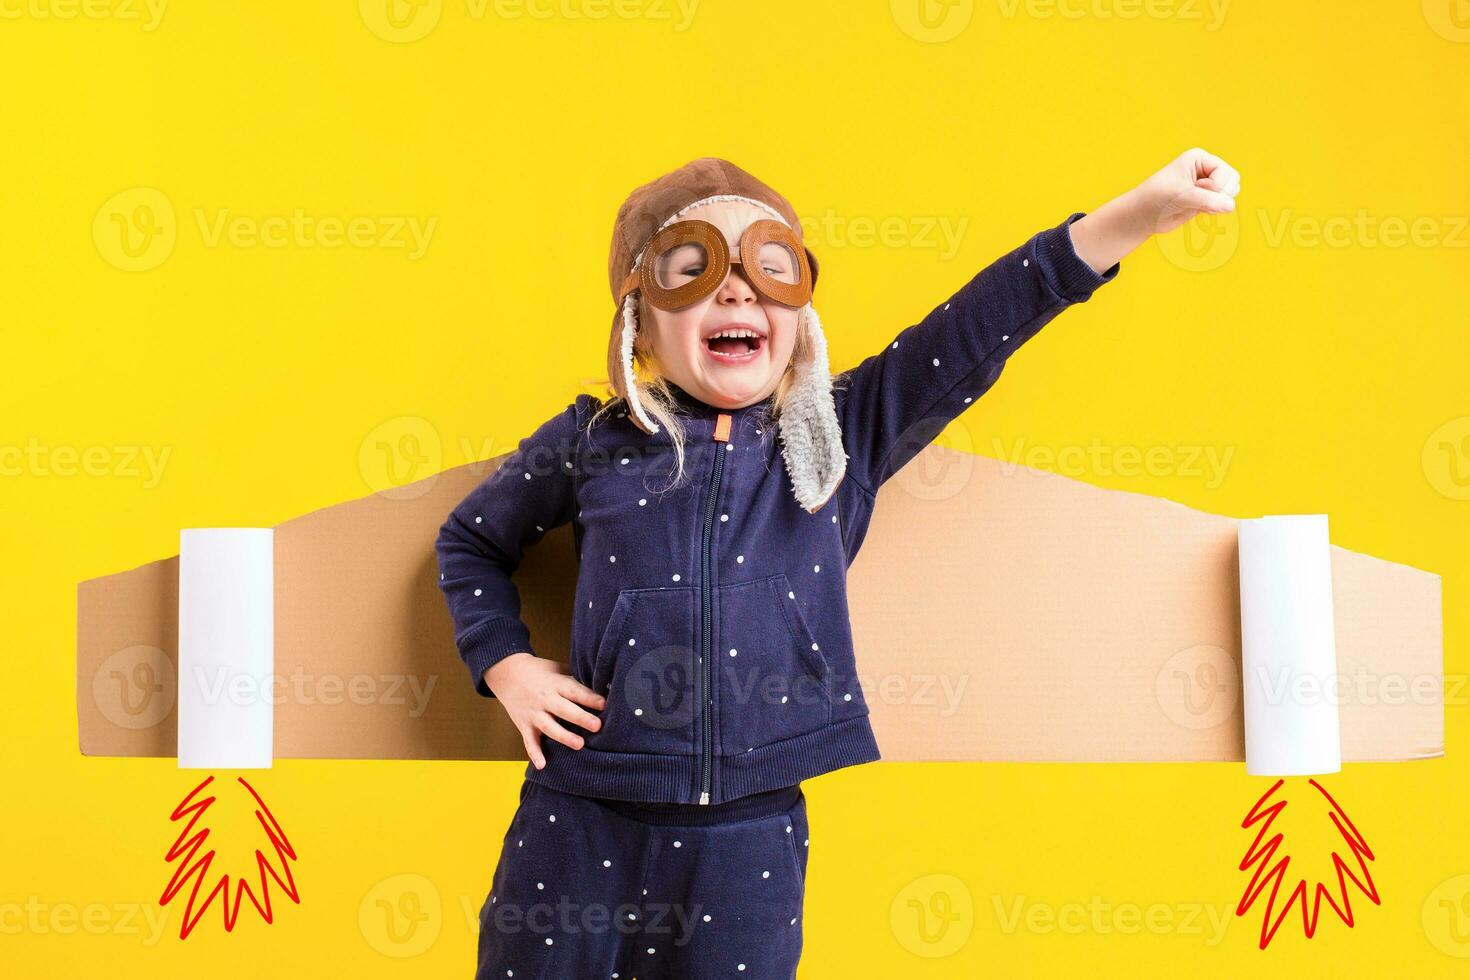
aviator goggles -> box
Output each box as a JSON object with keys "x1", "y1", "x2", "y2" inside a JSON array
[{"x1": 618, "y1": 218, "x2": 815, "y2": 311}]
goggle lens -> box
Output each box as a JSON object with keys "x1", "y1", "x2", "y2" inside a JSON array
[
  {"x1": 653, "y1": 241, "x2": 711, "y2": 290},
  {"x1": 755, "y1": 240, "x2": 801, "y2": 286}
]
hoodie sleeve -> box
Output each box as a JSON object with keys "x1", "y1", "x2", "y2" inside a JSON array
[
  {"x1": 835, "y1": 211, "x2": 1120, "y2": 493},
  {"x1": 435, "y1": 396, "x2": 588, "y2": 698}
]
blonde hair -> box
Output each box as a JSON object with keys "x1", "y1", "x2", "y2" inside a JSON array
[{"x1": 585, "y1": 293, "x2": 809, "y2": 495}]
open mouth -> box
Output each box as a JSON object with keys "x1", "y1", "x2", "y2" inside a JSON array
[{"x1": 703, "y1": 330, "x2": 766, "y2": 363}]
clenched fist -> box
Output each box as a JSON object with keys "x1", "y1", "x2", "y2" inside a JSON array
[{"x1": 1069, "y1": 147, "x2": 1242, "y2": 274}]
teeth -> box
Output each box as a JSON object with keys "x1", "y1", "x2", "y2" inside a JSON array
[{"x1": 708, "y1": 328, "x2": 759, "y2": 341}]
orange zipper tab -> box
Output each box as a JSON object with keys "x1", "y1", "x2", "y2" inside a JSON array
[{"x1": 713, "y1": 412, "x2": 732, "y2": 443}]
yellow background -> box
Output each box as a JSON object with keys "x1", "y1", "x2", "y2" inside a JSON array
[{"x1": 3, "y1": 0, "x2": 1468, "y2": 975}]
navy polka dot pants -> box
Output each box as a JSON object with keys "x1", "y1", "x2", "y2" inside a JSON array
[{"x1": 475, "y1": 778, "x2": 809, "y2": 979}]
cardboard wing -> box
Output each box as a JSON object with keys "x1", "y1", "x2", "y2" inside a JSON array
[{"x1": 76, "y1": 447, "x2": 1443, "y2": 763}]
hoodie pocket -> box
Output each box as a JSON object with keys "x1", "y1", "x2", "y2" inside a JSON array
[
  {"x1": 716, "y1": 572, "x2": 832, "y2": 754},
  {"x1": 586, "y1": 586, "x2": 698, "y2": 756}
]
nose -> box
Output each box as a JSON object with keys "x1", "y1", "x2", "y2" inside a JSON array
[{"x1": 714, "y1": 262, "x2": 758, "y2": 306}]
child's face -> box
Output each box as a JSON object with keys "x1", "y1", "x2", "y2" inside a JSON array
[{"x1": 638, "y1": 200, "x2": 802, "y2": 411}]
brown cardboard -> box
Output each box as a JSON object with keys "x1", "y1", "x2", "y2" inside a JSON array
[{"x1": 76, "y1": 447, "x2": 1444, "y2": 764}]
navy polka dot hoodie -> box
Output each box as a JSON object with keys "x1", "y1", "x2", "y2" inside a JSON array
[{"x1": 436, "y1": 212, "x2": 1119, "y2": 805}]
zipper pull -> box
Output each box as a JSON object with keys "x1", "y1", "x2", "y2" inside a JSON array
[
  {"x1": 713, "y1": 412, "x2": 732, "y2": 443},
  {"x1": 699, "y1": 791, "x2": 710, "y2": 805}
]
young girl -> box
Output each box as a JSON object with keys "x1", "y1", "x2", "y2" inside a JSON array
[{"x1": 437, "y1": 151, "x2": 1239, "y2": 978}]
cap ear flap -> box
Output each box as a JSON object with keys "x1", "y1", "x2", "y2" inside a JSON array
[
  {"x1": 618, "y1": 291, "x2": 661, "y2": 436},
  {"x1": 775, "y1": 302, "x2": 846, "y2": 514}
]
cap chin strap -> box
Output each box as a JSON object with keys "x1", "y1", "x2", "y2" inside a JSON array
[
  {"x1": 618, "y1": 293, "x2": 847, "y2": 514},
  {"x1": 619, "y1": 291, "x2": 662, "y2": 436}
]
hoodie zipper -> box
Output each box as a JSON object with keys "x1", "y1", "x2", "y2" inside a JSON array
[{"x1": 698, "y1": 412, "x2": 732, "y2": 804}]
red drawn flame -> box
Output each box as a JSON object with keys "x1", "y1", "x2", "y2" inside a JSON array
[
  {"x1": 159, "y1": 775, "x2": 302, "y2": 938},
  {"x1": 1236, "y1": 777, "x2": 1380, "y2": 950}
]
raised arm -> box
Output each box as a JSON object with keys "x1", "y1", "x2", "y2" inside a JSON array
[
  {"x1": 834, "y1": 147, "x2": 1240, "y2": 493},
  {"x1": 835, "y1": 211, "x2": 1117, "y2": 492}
]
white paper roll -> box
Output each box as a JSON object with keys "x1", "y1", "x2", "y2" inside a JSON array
[
  {"x1": 1237, "y1": 514, "x2": 1341, "y2": 776},
  {"x1": 177, "y1": 528, "x2": 274, "y2": 769}
]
